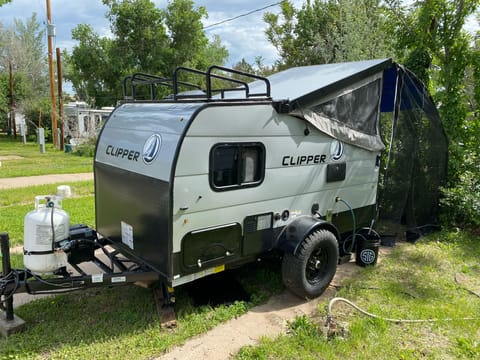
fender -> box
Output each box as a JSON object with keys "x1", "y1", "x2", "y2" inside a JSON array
[{"x1": 275, "y1": 215, "x2": 340, "y2": 255}]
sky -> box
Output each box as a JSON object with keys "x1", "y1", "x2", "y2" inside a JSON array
[
  {"x1": 0, "y1": 0, "x2": 477, "y2": 95},
  {"x1": 0, "y1": 0, "x2": 306, "y2": 67},
  {"x1": 0, "y1": 0, "x2": 478, "y2": 66}
]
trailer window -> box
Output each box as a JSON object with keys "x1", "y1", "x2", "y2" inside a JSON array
[{"x1": 210, "y1": 143, "x2": 265, "y2": 191}]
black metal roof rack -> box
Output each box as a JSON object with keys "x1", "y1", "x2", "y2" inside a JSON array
[
  {"x1": 122, "y1": 65, "x2": 271, "y2": 102},
  {"x1": 122, "y1": 72, "x2": 202, "y2": 101},
  {"x1": 206, "y1": 65, "x2": 271, "y2": 99}
]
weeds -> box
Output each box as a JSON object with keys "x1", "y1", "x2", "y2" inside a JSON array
[{"x1": 236, "y1": 233, "x2": 480, "y2": 359}]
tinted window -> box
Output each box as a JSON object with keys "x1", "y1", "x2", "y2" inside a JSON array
[{"x1": 210, "y1": 143, "x2": 265, "y2": 191}]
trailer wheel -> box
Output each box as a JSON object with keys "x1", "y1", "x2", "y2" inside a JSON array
[{"x1": 282, "y1": 229, "x2": 338, "y2": 299}]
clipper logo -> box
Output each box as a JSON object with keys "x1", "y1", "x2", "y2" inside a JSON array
[
  {"x1": 106, "y1": 145, "x2": 140, "y2": 161},
  {"x1": 330, "y1": 140, "x2": 344, "y2": 161},
  {"x1": 143, "y1": 134, "x2": 162, "y2": 164},
  {"x1": 282, "y1": 154, "x2": 326, "y2": 166}
]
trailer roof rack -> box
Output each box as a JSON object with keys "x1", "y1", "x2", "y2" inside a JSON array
[{"x1": 122, "y1": 65, "x2": 271, "y2": 102}]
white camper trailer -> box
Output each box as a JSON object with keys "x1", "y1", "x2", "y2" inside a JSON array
[
  {"x1": 94, "y1": 59, "x2": 390, "y2": 298},
  {"x1": 1, "y1": 59, "x2": 447, "y2": 331}
]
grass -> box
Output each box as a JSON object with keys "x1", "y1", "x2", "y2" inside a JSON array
[
  {"x1": 0, "y1": 182, "x2": 95, "y2": 247},
  {"x1": 236, "y1": 233, "x2": 480, "y2": 359},
  {"x1": 0, "y1": 136, "x2": 92, "y2": 177},
  {"x1": 0, "y1": 181, "x2": 94, "y2": 207},
  {"x1": 1, "y1": 256, "x2": 284, "y2": 360}
]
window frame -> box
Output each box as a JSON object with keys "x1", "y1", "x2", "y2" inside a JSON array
[{"x1": 209, "y1": 142, "x2": 266, "y2": 192}]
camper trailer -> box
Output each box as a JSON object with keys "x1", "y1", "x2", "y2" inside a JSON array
[{"x1": 94, "y1": 59, "x2": 389, "y2": 299}]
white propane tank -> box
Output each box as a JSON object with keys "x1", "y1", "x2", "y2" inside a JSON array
[{"x1": 23, "y1": 195, "x2": 69, "y2": 274}]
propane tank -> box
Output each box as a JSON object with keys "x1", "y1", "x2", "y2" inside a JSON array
[{"x1": 23, "y1": 195, "x2": 69, "y2": 274}]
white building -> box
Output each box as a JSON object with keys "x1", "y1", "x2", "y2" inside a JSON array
[{"x1": 64, "y1": 102, "x2": 113, "y2": 144}]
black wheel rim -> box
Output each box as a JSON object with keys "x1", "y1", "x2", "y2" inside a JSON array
[{"x1": 305, "y1": 247, "x2": 328, "y2": 284}]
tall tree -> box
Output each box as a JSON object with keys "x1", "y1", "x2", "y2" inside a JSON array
[
  {"x1": 104, "y1": 0, "x2": 168, "y2": 75},
  {"x1": 0, "y1": 14, "x2": 49, "y2": 131},
  {"x1": 67, "y1": 0, "x2": 228, "y2": 106},
  {"x1": 264, "y1": 0, "x2": 391, "y2": 68},
  {"x1": 68, "y1": 24, "x2": 116, "y2": 106},
  {"x1": 163, "y1": 0, "x2": 207, "y2": 72},
  {"x1": 0, "y1": 13, "x2": 48, "y2": 95},
  {"x1": 473, "y1": 24, "x2": 480, "y2": 117},
  {"x1": 264, "y1": 1, "x2": 298, "y2": 68},
  {"x1": 386, "y1": 0, "x2": 480, "y2": 183}
]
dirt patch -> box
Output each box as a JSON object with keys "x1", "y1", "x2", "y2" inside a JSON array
[
  {"x1": 158, "y1": 247, "x2": 393, "y2": 360},
  {"x1": 157, "y1": 253, "x2": 383, "y2": 360},
  {"x1": 0, "y1": 173, "x2": 93, "y2": 189},
  {"x1": 159, "y1": 289, "x2": 337, "y2": 360},
  {"x1": 455, "y1": 271, "x2": 480, "y2": 297},
  {"x1": 0, "y1": 156, "x2": 24, "y2": 161}
]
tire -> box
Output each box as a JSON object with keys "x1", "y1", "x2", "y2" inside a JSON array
[{"x1": 282, "y1": 229, "x2": 338, "y2": 299}]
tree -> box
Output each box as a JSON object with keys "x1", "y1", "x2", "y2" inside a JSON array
[
  {"x1": 472, "y1": 26, "x2": 480, "y2": 119},
  {"x1": 163, "y1": 0, "x2": 208, "y2": 72},
  {"x1": 231, "y1": 57, "x2": 277, "y2": 77},
  {"x1": 384, "y1": 1, "x2": 480, "y2": 227},
  {"x1": 196, "y1": 34, "x2": 229, "y2": 70},
  {"x1": 0, "y1": 14, "x2": 49, "y2": 132},
  {"x1": 104, "y1": 0, "x2": 168, "y2": 75},
  {"x1": 0, "y1": 0, "x2": 11, "y2": 6},
  {"x1": 385, "y1": 0, "x2": 480, "y2": 183},
  {"x1": 0, "y1": 14, "x2": 48, "y2": 96},
  {"x1": 66, "y1": 0, "x2": 229, "y2": 106},
  {"x1": 0, "y1": 15, "x2": 46, "y2": 100},
  {"x1": 67, "y1": 24, "x2": 116, "y2": 106},
  {"x1": 264, "y1": 0, "x2": 391, "y2": 68},
  {"x1": 264, "y1": 1, "x2": 297, "y2": 68}
]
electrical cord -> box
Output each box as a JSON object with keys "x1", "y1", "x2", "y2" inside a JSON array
[
  {"x1": 325, "y1": 297, "x2": 479, "y2": 326},
  {"x1": 0, "y1": 270, "x2": 20, "y2": 308}
]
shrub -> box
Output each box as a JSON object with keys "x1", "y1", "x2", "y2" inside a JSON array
[
  {"x1": 440, "y1": 152, "x2": 480, "y2": 229},
  {"x1": 72, "y1": 137, "x2": 97, "y2": 157}
]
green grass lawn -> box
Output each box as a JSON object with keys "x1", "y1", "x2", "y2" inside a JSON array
[
  {"x1": 236, "y1": 233, "x2": 480, "y2": 360},
  {"x1": 0, "y1": 136, "x2": 92, "y2": 177},
  {"x1": 1, "y1": 263, "x2": 284, "y2": 360}
]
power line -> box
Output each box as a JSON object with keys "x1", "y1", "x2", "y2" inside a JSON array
[{"x1": 203, "y1": 2, "x2": 283, "y2": 30}]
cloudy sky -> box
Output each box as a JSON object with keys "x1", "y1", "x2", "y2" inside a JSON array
[
  {"x1": 1, "y1": 1, "x2": 477, "y2": 69},
  {"x1": 0, "y1": 0, "x2": 305, "y2": 67}
]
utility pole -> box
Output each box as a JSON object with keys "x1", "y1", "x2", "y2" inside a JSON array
[
  {"x1": 46, "y1": 0, "x2": 57, "y2": 147},
  {"x1": 9, "y1": 60, "x2": 16, "y2": 139},
  {"x1": 56, "y1": 47, "x2": 64, "y2": 151}
]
